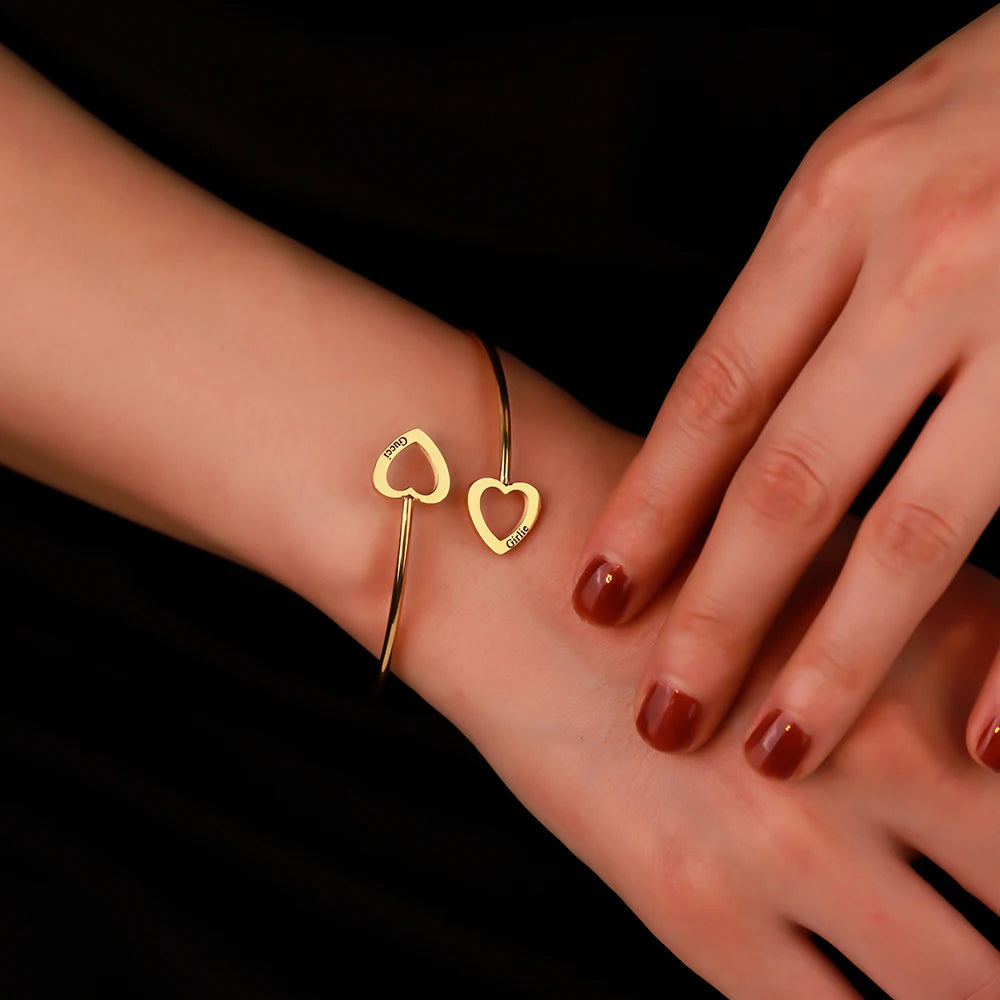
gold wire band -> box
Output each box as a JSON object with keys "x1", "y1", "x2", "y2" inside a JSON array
[
  {"x1": 472, "y1": 332, "x2": 513, "y2": 485},
  {"x1": 375, "y1": 492, "x2": 412, "y2": 691},
  {"x1": 371, "y1": 427, "x2": 450, "y2": 690},
  {"x1": 466, "y1": 332, "x2": 541, "y2": 555}
]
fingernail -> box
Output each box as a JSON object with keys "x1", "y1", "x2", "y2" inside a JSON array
[
  {"x1": 745, "y1": 709, "x2": 810, "y2": 780},
  {"x1": 975, "y1": 716, "x2": 1000, "y2": 772},
  {"x1": 572, "y1": 556, "x2": 630, "y2": 625},
  {"x1": 637, "y1": 684, "x2": 702, "y2": 752}
]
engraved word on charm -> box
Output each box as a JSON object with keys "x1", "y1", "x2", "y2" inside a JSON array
[
  {"x1": 372, "y1": 427, "x2": 451, "y2": 505},
  {"x1": 467, "y1": 477, "x2": 541, "y2": 555}
]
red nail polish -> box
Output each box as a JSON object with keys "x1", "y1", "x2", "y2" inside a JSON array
[
  {"x1": 572, "y1": 556, "x2": 630, "y2": 625},
  {"x1": 637, "y1": 684, "x2": 702, "y2": 752},
  {"x1": 745, "y1": 709, "x2": 810, "y2": 780},
  {"x1": 976, "y1": 716, "x2": 1000, "y2": 772}
]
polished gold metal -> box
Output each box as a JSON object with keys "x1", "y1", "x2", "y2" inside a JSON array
[
  {"x1": 372, "y1": 427, "x2": 451, "y2": 505},
  {"x1": 372, "y1": 428, "x2": 450, "y2": 689},
  {"x1": 466, "y1": 332, "x2": 541, "y2": 554}
]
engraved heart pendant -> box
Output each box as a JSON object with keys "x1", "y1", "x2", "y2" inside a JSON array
[
  {"x1": 467, "y1": 477, "x2": 541, "y2": 554},
  {"x1": 372, "y1": 428, "x2": 451, "y2": 505}
]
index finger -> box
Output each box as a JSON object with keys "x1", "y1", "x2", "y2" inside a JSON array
[{"x1": 572, "y1": 188, "x2": 863, "y2": 627}]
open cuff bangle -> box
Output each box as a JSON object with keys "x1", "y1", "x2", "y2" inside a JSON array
[{"x1": 370, "y1": 330, "x2": 541, "y2": 691}]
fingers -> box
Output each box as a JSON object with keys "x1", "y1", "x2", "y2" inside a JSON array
[
  {"x1": 571, "y1": 190, "x2": 863, "y2": 627},
  {"x1": 644, "y1": 895, "x2": 864, "y2": 1000},
  {"x1": 801, "y1": 852, "x2": 1000, "y2": 1000},
  {"x1": 743, "y1": 352, "x2": 1000, "y2": 778},
  {"x1": 694, "y1": 925, "x2": 864, "y2": 1000},
  {"x1": 900, "y1": 797, "x2": 1000, "y2": 922},
  {"x1": 633, "y1": 281, "x2": 949, "y2": 755},
  {"x1": 666, "y1": 823, "x2": 1000, "y2": 1000}
]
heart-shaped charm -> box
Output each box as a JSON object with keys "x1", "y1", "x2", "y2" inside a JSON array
[
  {"x1": 467, "y1": 477, "x2": 541, "y2": 554},
  {"x1": 372, "y1": 428, "x2": 450, "y2": 505}
]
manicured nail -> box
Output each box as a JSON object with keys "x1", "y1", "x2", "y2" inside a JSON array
[
  {"x1": 976, "y1": 716, "x2": 1000, "y2": 772},
  {"x1": 572, "y1": 556, "x2": 630, "y2": 626},
  {"x1": 745, "y1": 709, "x2": 810, "y2": 780},
  {"x1": 637, "y1": 684, "x2": 702, "y2": 752}
]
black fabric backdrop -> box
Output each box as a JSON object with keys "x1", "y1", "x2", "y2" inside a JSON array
[{"x1": 0, "y1": 4, "x2": 997, "y2": 998}]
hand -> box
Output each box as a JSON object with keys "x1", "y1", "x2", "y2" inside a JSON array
[
  {"x1": 388, "y1": 369, "x2": 1000, "y2": 999},
  {"x1": 571, "y1": 5, "x2": 1000, "y2": 778}
]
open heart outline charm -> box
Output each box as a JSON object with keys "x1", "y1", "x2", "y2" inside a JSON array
[
  {"x1": 372, "y1": 428, "x2": 451, "y2": 505},
  {"x1": 467, "y1": 477, "x2": 541, "y2": 554}
]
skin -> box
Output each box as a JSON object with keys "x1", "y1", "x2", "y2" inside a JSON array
[
  {"x1": 574, "y1": 4, "x2": 1000, "y2": 779},
  {"x1": 0, "y1": 39, "x2": 998, "y2": 1000}
]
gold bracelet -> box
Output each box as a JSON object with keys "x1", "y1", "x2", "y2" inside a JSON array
[{"x1": 370, "y1": 331, "x2": 541, "y2": 690}]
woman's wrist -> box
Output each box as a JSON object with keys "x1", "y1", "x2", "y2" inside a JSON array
[{"x1": 283, "y1": 312, "x2": 641, "y2": 710}]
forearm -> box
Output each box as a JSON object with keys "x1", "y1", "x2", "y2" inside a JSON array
[{"x1": 0, "y1": 42, "x2": 630, "y2": 703}]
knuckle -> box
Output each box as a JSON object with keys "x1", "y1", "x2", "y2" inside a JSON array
[
  {"x1": 672, "y1": 342, "x2": 760, "y2": 442},
  {"x1": 667, "y1": 599, "x2": 743, "y2": 664},
  {"x1": 650, "y1": 837, "x2": 723, "y2": 914},
  {"x1": 739, "y1": 436, "x2": 832, "y2": 529},
  {"x1": 892, "y1": 177, "x2": 1000, "y2": 308},
  {"x1": 645, "y1": 836, "x2": 764, "y2": 943},
  {"x1": 834, "y1": 692, "x2": 934, "y2": 785},
  {"x1": 749, "y1": 798, "x2": 833, "y2": 882},
  {"x1": 781, "y1": 116, "x2": 902, "y2": 222},
  {"x1": 618, "y1": 462, "x2": 681, "y2": 544},
  {"x1": 863, "y1": 497, "x2": 964, "y2": 577},
  {"x1": 804, "y1": 628, "x2": 871, "y2": 701}
]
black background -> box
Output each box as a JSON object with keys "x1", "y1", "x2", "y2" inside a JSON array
[{"x1": 0, "y1": 4, "x2": 997, "y2": 998}]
